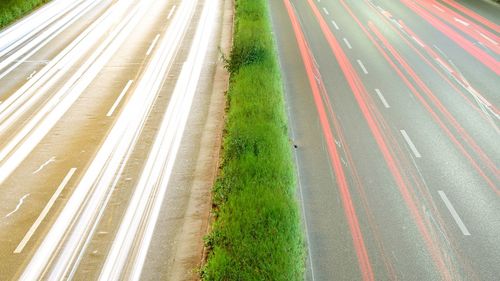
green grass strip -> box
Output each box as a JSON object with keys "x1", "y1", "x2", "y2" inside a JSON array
[
  {"x1": 0, "y1": 0, "x2": 50, "y2": 29},
  {"x1": 202, "y1": 0, "x2": 305, "y2": 280}
]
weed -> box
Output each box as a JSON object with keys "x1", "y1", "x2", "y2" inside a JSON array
[{"x1": 202, "y1": 0, "x2": 305, "y2": 280}]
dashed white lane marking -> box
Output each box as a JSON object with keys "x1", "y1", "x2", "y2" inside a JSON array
[
  {"x1": 107, "y1": 80, "x2": 133, "y2": 117},
  {"x1": 323, "y1": 7, "x2": 329, "y2": 15},
  {"x1": 454, "y1": 17, "x2": 470, "y2": 26},
  {"x1": 438, "y1": 191, "x2": 471, "y2": 236},
  {"x1": 14, "y1": 168, "x2": 77, "y2": 253},
  {"x1": 32, "y1": 156, "x2": 56, "y2": 174},
  {"x1": 478, "y1": 31, "x2": 498, "y2": 45},
  {"x1": 167, "y1": 5, "x2": 176, "y2": 20},
  {"x1": 343, "y1": 38, "x2": 352, "y2": 49},
  {"x1": 357, "y1": 59, "x2": 368, "y2": 74},
  {"x1": 4, "y1": 194, "x2": 30, "y2": 218},
  {"x1": 146, "y1": 34, "x2": 160, "y2": 56},
  {"x1": 27, "y1": 70, "x2": 37, "y2": 80},
  {"x1": 375, "y1": 89, "x2": 390, "y2": 108},
  {"x1": 400, "y1": 130, "x2": 421, "y2": 158},
  {"x1": 331, "y1": 20, "x2": 339, "y2": 30}
]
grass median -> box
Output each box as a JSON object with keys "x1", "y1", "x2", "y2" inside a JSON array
[
  {"x1": 201, "y1": 0, "x2": 304, "y2": 280},
  {"x1": 0, "y1": 0, "x2": 50, "y2": 29}
]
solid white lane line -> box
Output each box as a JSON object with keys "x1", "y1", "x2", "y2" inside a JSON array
[
  {"x1": 357, "y1": 59, "x2": 368, "y2": 74},
  {"x1": 167, "y1": 5, "x2": 176, "y2": 19},
  {"x1": 331, "y1": 20, "x2": 339, "y2": 30},
  {"x1": 374, "y1": 89, "x2": 390, "y2": 108},
  {"x1": 454, "y1": 17, "x2": 469, "y2": 26},
  {"x1": 323, "y1": 7, "x2": 329, "y2": 15},
  {"x1": 343, "y1": 38, "x2": 352, "y2": 49},
  {"x1": 400, "y1": 130, "x2": 421, "y2": 158},
  {"x1": 14, "y1": 168, "x2": 77, "y2": 254},
  {"x1": 287, "y1": 100, "x2": 316, "y2": 281},
  {"x1": 438, "y1": 191, "x2": 471, "y2": 236},
  {"x1": 106, "y1": 80, "x2": 133, "y2": 117},
  {"x1": 4, "y1": 194, "x2": 30, "y2": 218},
  {"x1": 146, "y1": 34, "x2": 160, "y2": 56}
]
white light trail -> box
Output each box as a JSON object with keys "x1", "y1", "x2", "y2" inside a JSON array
[
  {"x1": 14, "y1": 168, "x2": 77, "y2": 254},
  {"x1": 0, "y1": 0, "x2": 141, "y2": 186},
  {"x1": 18, "y1": 0, "x2": 198, "y2": 279},
  {"x1": 100, "y1": 0, "x2": 217, "y2": 278},
  {"x1": 0, "y1": 0, "x2": 102, "y2": 79}
]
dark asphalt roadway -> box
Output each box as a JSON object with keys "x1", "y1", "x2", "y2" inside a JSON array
[{"x1": 269, "y1": 0, "x2": 500, "y2": 280}]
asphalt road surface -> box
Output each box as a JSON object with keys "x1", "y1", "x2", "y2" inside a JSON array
[
  {"x1": 269, "y1": 0, "x2": 499, "y2": 280},
  {"x1": 0, "y1": 0, "x2": 229, "y2": 279}
]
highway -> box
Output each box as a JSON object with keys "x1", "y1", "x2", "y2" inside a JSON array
[
  {"x1": 269, "y1": 0, "x2": 499, "y2": 280},
  {"x1": 0, "y1": 0, "x2": 229, "y2": 279}
]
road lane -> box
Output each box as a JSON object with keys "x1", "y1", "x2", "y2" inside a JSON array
[
  {"x1": 273, "y1": 1, "x2": 441, "y2": 279},
  {"x1": 270, "y1": 0, "x2": 499, "y2": 280},
  {"x1": 0, "y1": 0, "x2": 226, "y2": 279}
]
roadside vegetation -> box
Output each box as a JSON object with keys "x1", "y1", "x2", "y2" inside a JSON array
[
  {"x1": 0, "y1": 0, "x2": 49, "y2": 28},
  {"x1": 201, "y1": 0, "x2": 304, "y2": 280}
]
